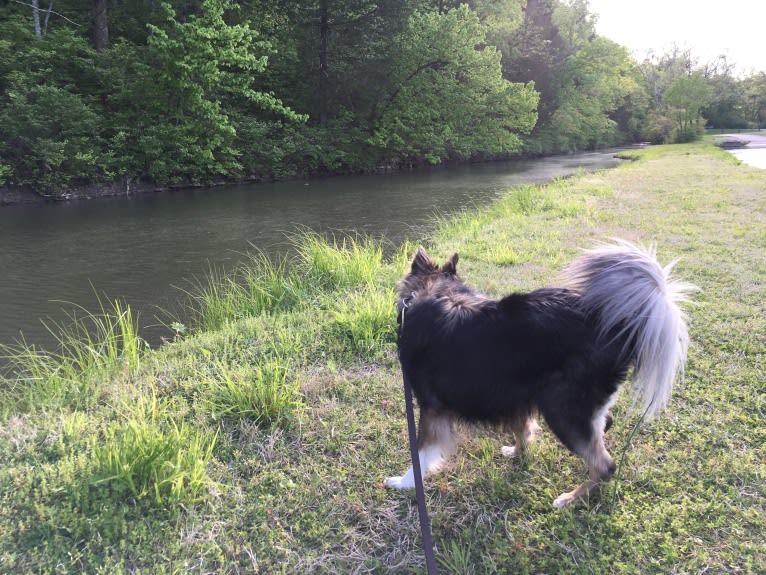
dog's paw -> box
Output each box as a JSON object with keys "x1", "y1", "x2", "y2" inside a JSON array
[
  {"x1": 501, "y1": 445, "x2": 520, "y2": 457},
  {"x1": 552, "y1": 491, "x2": 576, "y2": 508},
  {"x1": 384, "y1": 475, "x2": 414, "y2": 490}
]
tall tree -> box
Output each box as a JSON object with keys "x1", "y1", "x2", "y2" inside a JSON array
[
  {"x1": 541, "y1": 37, "x2": 645, "y2": 151},
  {"x1": 503, "y1": 0, "x2": 566, "y2": 134},
  {"x1": 92, "y1": 0, "x2": 108, "y2": 50},
  {"x1": 664, "y1": 72, "x2": 713, "y2": 142},
  {"x1": 370, "y1": 5, "x2": 538, "y2": 164},
  {"x1": 108, "y1": 0, "x2": 302, "y2": 183}
]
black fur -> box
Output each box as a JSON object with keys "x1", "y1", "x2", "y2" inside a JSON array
[{"x1": 398, "y1": 273, "x2": 625, "y2": 453}]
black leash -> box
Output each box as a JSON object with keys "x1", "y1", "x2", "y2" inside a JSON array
[
  {"x1": 403, "y1": 371, "x2": 438, "y2": 575},
  {"x1": 400, "y1": 294, "x2": 438, "y2": 573}
]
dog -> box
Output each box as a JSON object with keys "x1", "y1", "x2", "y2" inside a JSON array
[{"x1": 385, "y1": 240, "x2": 693, "y2": 508}]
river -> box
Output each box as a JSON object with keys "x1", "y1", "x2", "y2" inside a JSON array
[{"x1": 0, "y1": 150, "x2": 623, "y2": 350}]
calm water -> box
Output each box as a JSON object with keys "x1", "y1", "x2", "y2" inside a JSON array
[
  {"x1": 729, "y1": 148, "x2": 766, "y2": 169},
  {"x1": 0, "y1": 151, "x2": 622, "y2": 349}
]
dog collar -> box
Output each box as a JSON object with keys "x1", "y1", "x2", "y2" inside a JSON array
[{"x1": 400, "y1": 291, "x2": 417, "y2": 309}]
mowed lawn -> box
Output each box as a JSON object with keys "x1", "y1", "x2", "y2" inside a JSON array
[{"x1": 1, "y1": 143, "x2": 764, "y2": 574}]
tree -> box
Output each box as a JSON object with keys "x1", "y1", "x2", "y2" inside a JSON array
[
  {"x1": 552, "y1": 0, "x2": 595, "y2": 52},
  {"x1": 742, "y1": 73, "x2": 766, "y2": 128},
  {"x1": 541, "y1": 37, "x2": 645, "y2": 151},
  {"x1": 664, "y1": 73, "x2": 713, "y2": 142},
  {"x1": 0, "y1": 17, "x2": 109, "y2": 192},
  {"x1": 107, "y1": 0, "x2": 303, "y2": 183},
  {"x1": 503, "y1": 0, "x2": 565, "y2": 130},
  {"x1": 701, "y1": 56, "x2": 749, "y2": 129},
  {"x1": 92, "y1": 0, "x2": 108, "y2": 50},
  {"x1": 369, "y1": 5, "x2": 538, "y2": 164}
]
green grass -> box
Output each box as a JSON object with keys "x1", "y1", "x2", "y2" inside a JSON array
[
  {"x1": 0, "y1": 143, "x2": 764, "y2": 573},
  {"x1": 92, "y1": 393, "x2": 217, "y2": 506},
  {"x1": 0, "y1": 297, "x2": 145, "y2": 415},
  {"x1": 199, "y1": 357, "x2": 302, "y2": 426}
]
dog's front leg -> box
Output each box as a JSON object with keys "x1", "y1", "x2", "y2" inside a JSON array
[
  {"x1": 384, "y1": 445, "x2": 448, "y2": 489},
  {"x1": 385, "y1": 409, "x2": 455, "y2": 489},
  {"x1": 501, "y1": 417, "x2": 541, "y2": 457}
]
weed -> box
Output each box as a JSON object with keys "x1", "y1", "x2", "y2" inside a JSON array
[
  {"x1": 294, "y1": 232, "x2": 384, "y2": 291},
  {"x1": 330, "y1": 287, "x2": 397, "y2": 356},
  {"x1": 0, "y1": 297, "x2": 145, "y2": 414},
  {"x1": 200, "y1": 358, "x2": 302, "y2": 426},
  {"x1": 92, "y1": 394, "x2": 217, "y2": 506}
]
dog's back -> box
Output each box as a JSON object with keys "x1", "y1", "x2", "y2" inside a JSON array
[{"x1": 398, "y1": 286, "x2": 626, "y2": 424}]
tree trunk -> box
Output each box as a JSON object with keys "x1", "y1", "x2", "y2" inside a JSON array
[
  {"x1": 318, "y1": 0, "x2": 329, "y2": 125},
  {"x1": 93, "y1": 0, "x2": 109, "y2": 51},
  {"x1": 31, "y1": 0, "x2": 42, "y2": 37}
]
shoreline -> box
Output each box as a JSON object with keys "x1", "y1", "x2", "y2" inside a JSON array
[{"x1": 0, "y1": 147, "x2": 620, "y2": 207}]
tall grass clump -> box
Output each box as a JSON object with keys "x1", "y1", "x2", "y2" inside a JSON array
[
  {"x1": 93, "y1": 394, "x2": 217, "y2": 506},
  {"x1": 200, "y1": 358, "x2": 302, "y2": 427},
  {"x1": 330, "y1": 287, "x2": 398, "y2": 356},
  {"x1": 293, "y1": 232, "x2": 383, "y2": 291},
  {"x1": 0, "y1": 298, "x2": 145, "y2": 414},
  {"x1": 184, "y1": 252, "x2": 304, "y2": 331}
]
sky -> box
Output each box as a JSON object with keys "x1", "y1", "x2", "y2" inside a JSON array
[{"x1": 587, "y1": 0, "x2": 766, "y2": 75}]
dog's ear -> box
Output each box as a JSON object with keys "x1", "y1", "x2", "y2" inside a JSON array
[
  {"x1": 411, "y1": 247, "x2": 438, "y2": 275},
  {"x1": 440, "y1": 253, "x2": 459, "y2": 275}
]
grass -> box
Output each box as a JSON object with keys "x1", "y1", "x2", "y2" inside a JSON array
[
  {"x1": 92, "y1": 393, "x2": 217, "y2": 506},
  {"x1": 0, "y1": 142, "x2": 764, "y2": 573},
  {"x1": 199, "y1": 358, "x2": 302, "y2": 426},
  {"x1": 0, "y1": 297, "x2": 145, "y2": 415}
]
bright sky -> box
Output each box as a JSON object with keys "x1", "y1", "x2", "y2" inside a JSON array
[{"x1": 587, "y1": 0, "x2": 766, "y2": 75}]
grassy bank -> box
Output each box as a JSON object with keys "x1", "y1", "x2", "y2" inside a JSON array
[{"x1": 1, "y1": 143, "x2": 764, "y2": 574}]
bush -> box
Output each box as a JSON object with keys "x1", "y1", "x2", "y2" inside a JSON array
[{"x1": 642, "y1": 111, "x2": 676, "y2": 144}]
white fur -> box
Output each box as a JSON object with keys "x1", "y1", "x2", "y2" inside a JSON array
[
  {"x1": 592, "y1": 393, "x2": 618, "y2": 438},
  {"x1": 501, "y1": 418, "x2": 541, "y2": 457},
  {"x1": 562, "y1": 239, "x2": 695, "y2": 417},
  {"x1": 385, "y1": 445, "x2": 446, "y2": 489}
]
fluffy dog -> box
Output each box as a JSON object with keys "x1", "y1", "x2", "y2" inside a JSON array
[{"x1": 385, "y1": 241, "x2": 692, "y2": 508}]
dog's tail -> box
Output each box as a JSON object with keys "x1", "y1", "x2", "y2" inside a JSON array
[{"x1": 562, "y1": 240, "x2": 695, "y2": 417}]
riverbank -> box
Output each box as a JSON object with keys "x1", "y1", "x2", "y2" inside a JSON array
[
  {"x1": 0, "y1": 177, "x2": 260, "y2": 206},
  {"x1": 0, "y1": 149, "x2": 613, "y2": 207},
  {"x1": 1, "y1": 142, "x2": 764, "y2": 573}
]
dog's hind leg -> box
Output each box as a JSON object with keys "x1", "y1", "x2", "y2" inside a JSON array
[
  {"x1": 501, "y1": 417, "x2": 541, "y2": 457},
  {"x1": 385, "y1": 408, "x2": 455, "y2": 490},
  {"x1": 548, "y1": 399, "x2": 617, "y2": 508},
  {"x1": 552, "y1": 432, "x2": 615, "y2": 508}
]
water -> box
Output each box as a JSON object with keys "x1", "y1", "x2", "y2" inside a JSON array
[
  {"x1": 718, "y1": 132, "x2": 766, "y2": 169},
  {"x1": 0, "y1": 150, "x2": 622, "y2": 349},
  {"x1": 729, "y1": 148, "x2": 766, "y2": 169}
]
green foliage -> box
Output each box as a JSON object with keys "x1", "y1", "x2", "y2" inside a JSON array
[
  {"x1": 370, "y1": 6, "x2": 538, "y2": 164},
  {"x1": 200, "y1": 358, "x2": 302, "y2": 426},
  {"x1": 540, "y1": 38, "x2": 646, "y2": 151},
  {"x1": 0, "y1": 20, "x2": 111, "y2": 193},
  {"x1": 109, "y1": 0, "x2": 302, "y2": 184},
  {"x1": 1, "y1": 0, "x2": 764, "y2": 192},
  {"x1": 664, "y1": 73, "x2": 713, "y2": 142},
  {"x1": 93, "y1": 394, "x2": 217, "y2": 505}
]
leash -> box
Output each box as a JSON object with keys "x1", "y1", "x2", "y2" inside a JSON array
[
  {"x1": 400, "y1": 298, "x2": 438, "y2": 574},
  {"x1": 403, "y1": 372, "x2": 438, "y2": 575}
]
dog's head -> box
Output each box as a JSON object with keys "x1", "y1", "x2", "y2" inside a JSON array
[{"x1": 397, "y1": 247, "x2": 461, "y2": 303}]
